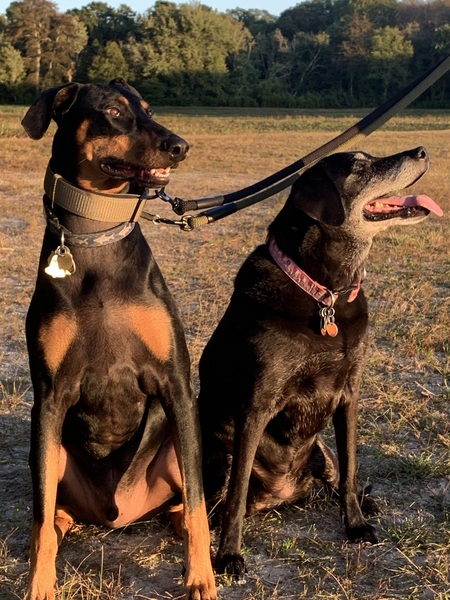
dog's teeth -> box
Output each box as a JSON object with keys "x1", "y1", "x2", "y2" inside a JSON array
[{"x1": 150, "y1": 167, "x2": 171, "y2": 176}]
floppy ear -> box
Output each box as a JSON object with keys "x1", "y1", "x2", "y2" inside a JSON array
[
  {"x1": 21, "y1": 83, "x2": 82, "y2": 140},
  {"x1": 288, "y1": 163, "x2": 345, "y2": 226}
]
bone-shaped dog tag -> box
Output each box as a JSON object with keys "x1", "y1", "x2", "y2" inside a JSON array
[{"x1": 45, "y1": 246, "x2": 76, "y2": 278}]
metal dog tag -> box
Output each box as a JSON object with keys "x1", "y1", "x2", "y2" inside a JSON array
[
  {"x1": 325, "y1": 321, "x2": 339, "y2": 337},
  {"x1": 45, "y1": 246, "x2": 76, "y2": 278},
  {"x1": 320, "y1": 306, "x2": 339, "y2": 337}
]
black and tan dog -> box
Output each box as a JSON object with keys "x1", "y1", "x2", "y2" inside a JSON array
[
  {"x1": 198, "y1": 147, "x2": 442, "y2": 575},
  {"x1": 22, "y1": 80, "x2": 216, "y2": 600}
]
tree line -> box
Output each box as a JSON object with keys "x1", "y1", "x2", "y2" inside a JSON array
[{"x1": 0, "y1": 0, "x2": 449, "y2": 107}]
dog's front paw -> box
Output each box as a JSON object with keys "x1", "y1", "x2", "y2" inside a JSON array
[
  {"x1": 347, "y1": 522, "x2": 378, "y2": 544},
  {"x1": 185, "y1": 578, "x2": 218, "y2": 600},
  {"x1": 214, "y1": 552, "x2": 246, "y2": 577}
]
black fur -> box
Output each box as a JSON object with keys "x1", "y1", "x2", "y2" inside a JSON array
[{"x1": 198, "y1": 147, "x2": 431, "y2": 576}]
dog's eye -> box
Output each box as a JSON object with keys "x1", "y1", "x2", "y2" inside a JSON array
[
  {"x1": 106, "y1": 107, "x2": 121, "y2": 118},
  {"x1": 142, "y1": 105, "x2": 153, "y2": 118}
]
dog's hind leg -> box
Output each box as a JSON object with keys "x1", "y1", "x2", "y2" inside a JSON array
[
  {"x1": 54, "y1": 508, "x2": 75, "y2": 545},
  {"x1": 309, "y1": 437, "x2": 340, "y2": 490},
  {"x1": 308, "y1": 437, "x2": 379, "y2": 518}
]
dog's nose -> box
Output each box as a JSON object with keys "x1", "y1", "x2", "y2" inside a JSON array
[
  {"x1": 413, "y1": 146, "x2": 428, "y2": 160},
  {"x1": 160, "y1": 136, "x2": 189, "y2": 162}
]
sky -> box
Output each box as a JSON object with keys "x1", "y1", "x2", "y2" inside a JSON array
[{"x1": 0, "y1": 0, "x2": 298, "y2": 16}]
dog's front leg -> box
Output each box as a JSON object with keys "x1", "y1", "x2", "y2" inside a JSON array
[
  {"x1": 215, "y1": 409, "x2": 270, "y2": 577},
  {"x1": 333, "y1": 398, "x2": 378, "y2": 544},
  {"x1": 162, "y1": 377, "x2": 217, "y2": 600},
  {"x1": 26, "y1": 401, "x2": 63, "y2": 600}
]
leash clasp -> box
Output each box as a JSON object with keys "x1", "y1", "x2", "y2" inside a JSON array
[{"x1": 155, "y1": 188, "x2": 190, "y2": 216}]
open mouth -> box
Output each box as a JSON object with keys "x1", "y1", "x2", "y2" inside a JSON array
[
  {"x1": 100, "y1": 160, "x2": 174, "y2": 186},
  {"x1": 363, "y1": 194, "x2": 443, "y2": 221}
]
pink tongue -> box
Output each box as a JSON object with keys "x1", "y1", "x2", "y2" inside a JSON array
[{"x1": 380, "y1": 195, "x2": 443, "y2": 217}]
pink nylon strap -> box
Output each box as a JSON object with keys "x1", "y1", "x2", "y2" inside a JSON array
[
  {"x1": 268, "y1": 237, "x2": 335, "y2": 306},
  {"x1": 268, "y1": 237, "x2": 360, "y2": 306}
]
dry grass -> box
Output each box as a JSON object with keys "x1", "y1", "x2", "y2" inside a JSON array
[{"x1": 0, "y1": 106, "x2": 449, "y2": 599}]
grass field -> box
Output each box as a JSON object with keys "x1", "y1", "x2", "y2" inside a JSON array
[{"x1": 0, "y1": 105, "x2": 449, "y2": 599}]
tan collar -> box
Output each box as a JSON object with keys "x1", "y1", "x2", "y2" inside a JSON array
[{"x1": 44, "y1": 164, "x2": 149, "y2": 222}]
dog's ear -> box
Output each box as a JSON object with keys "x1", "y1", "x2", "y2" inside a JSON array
[
  {"x1": 289, "y1": 163, "x2": 345, "y2": 226},
  {"x1": 21, "y1": 83, "x2": 81, "y2": 140},
  {"x1": 109, "y1": 78, "x2": 142, "y2": 98}
]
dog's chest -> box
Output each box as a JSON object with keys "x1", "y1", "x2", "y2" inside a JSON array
[
  {"x1": 278, "y1": 389, "x2": 341, "y2": 438},
  {"x1": 274, "y1": 351, "x2": 353, "y2": 432}
]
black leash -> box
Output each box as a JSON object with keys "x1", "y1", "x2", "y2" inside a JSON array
[{"x1": 144, "y1": 53, "x2": 450, "y2": 230}]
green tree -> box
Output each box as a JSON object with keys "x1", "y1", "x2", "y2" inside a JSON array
[
  {"x1": 277, "y1": 0, "x2": 336, "y2": 39},
  {"x1": 70, "y1": 2, "x2": 138, "y2": 44},
  {"x1": 288, "y1": 31, "x2": 331, "y2": 96},
  {"x1": 70, "y1": 2, "x2": 139, "y2": 81},
  {"x1": 5, "y1": 0, "x2": 57, "y2": 88},
  {"x1": 340, "y1": 13, "x2": 373, "y2": 100},
  {"x1": 43, "y1": 13, "x2": 87, "y2": 85},
  {"x1": 122, "y1": 40, "x2": 161, "y2": 80},
  {"x1": 435, "y1": 23, "x2": 450, "y2": 54},
  {"x1": 347, "y1": 0, "x2": 398, "y2": 27},
  {"x1": 5, "y1": 0, "x2": 86, "y2": 89},
  {"x1": 132, "y1": 2, "x2": 251, "y2": 103},
  {"x1": 369, "y1": 25, "x2": 413, "y2": 97},
  {"x1": 229, "y1": 8, "x2": 276, "y2": 36},
  {"x1": 140, "y1": 2, "x2": 251, "y2": 74},
  {"x1": 87, "y1": 40, "x2": 130, "y2": 82},
  {"x1": 0, "y1": 36, "x2": 25, "y2": 84}
]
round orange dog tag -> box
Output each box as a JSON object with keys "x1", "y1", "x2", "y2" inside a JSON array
[{"x1": 326, "y1": 322, "x2": 338, "y2": 337}]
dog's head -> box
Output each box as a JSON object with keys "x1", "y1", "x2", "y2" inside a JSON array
[
  {"x1": 287, "y1": 147, "x2": 442, "y2": 234},
  {"x1": 21, "y1": 79, "x2": 189, "y2": 192}
]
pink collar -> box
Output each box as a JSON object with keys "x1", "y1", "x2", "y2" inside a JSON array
[{"x1": 268, "y1": 237, "x2": 360, "y2": 307}]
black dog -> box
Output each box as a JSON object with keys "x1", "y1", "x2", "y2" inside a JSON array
[
  {"x1": 22, "y1": 80, "x2": 216, "y2": 600},
  {"x1": 198, "y1": 147, "x2": 442, "y2": 575}
]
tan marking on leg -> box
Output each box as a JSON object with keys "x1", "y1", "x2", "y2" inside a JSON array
[
  {"x1": 38, "y1": 314, "x2": 77, "y2": 373},
  {"x1": 183, "y1": 501, "x2": 217, "y2": 599},
  {"x1": 26, "y1": 440, "x2": 61, "y2": 600},
  {"x1": 26, "y1": 521, "x2": 58, "y2": 600},
  {"x1": 123, "y1": 304, "x2": 173, "y2": 362}
]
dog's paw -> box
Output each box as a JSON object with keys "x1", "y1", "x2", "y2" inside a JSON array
[
  {"x1": 347, "y1": 522, "x2": 378, "y2": 544},
  {"x1": 185, "y1": 576, "x2": 218, "y2": 600},
  {"x1": 360, "y1": 495, "x2": 380, "y2": 517},
  {"x1": 358, "y1": 485, "x2": 381, "y2": 517},
  {"x1": 214, "y1": 553, "x2": 246, "y2": 577}
]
